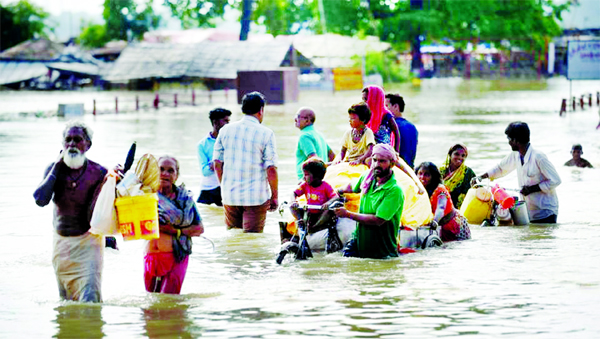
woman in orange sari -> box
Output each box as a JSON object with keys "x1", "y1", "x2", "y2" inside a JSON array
[{"x1": 416, "y1": 162, "x2": 471, "y2": 242}]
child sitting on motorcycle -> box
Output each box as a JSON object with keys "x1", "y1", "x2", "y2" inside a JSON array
[{"x1": 290, "y1": 158, "x2": 340, "y2": 234}]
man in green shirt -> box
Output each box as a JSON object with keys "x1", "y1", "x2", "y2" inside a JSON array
[
  {"x1": 334, "y1": 144, "x2": 405, "y2": 259},
  {"x1": 295, "y1": 107, "x2": 335, "y2": 181}
]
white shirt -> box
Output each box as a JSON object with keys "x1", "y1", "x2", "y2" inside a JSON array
[
  {"x1": 213, "y1": 115, "x2": 278, "y2": 206},
  {"x1": 486, "y1": 145, "x2": 561, "y2": 221}
]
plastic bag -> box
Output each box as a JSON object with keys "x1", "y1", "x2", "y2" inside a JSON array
[
  {"x1": 90, "y1": 171, "x2": 119, "y2": 235},
  {"x1": 135, "y1": 154, "x2": 160, "y2": 193}
]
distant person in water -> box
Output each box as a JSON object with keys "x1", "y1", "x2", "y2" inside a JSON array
[{"x1": 564, "y1": 144, "x2": 593, "y2": 168}]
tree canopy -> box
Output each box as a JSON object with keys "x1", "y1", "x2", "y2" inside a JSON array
[
  {"x1": 78, "y1": 0, "x2": 160, "y2": 48},
  {"x1": 163, "y1": 0, "x2": 568, "y2": 54},
  {"x1": 0, "y1": 0, "x2": 53, "y2": 51}
]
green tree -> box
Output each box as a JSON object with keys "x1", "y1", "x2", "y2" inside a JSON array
[
  {"x1": 163, "y1": 0, "x2": 230, "y2": 29},
  {"x1": 103, "y1": 0, "x2": 160, "y2": 42},
  {"x1": 77, "y1": 22, "x2": 109, "y2": 49},
  {"x1": 0, "y1": 0, "x2": 53, "y2": 51},
  {"x1": 78, "y1": 0, "x2": 160, "y2": 48}
]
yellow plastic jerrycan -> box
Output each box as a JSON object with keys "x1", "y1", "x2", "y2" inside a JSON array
[{"x1": 459, "y1": 185, "x2": 493, "y2": 225}]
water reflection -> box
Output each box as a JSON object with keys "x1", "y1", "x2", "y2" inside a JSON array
[
  {"x1": 3, "y1": 78, "x2": 600, "y2": 338},
  {"x1": 54, "y1": 304, "x2": 105, "y2": 338},
  {"x1": 142, "y1": 298, "x2": 194, "y2": 339}
]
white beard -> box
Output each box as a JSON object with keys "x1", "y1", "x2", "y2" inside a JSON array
[{"x1": 63, "y1": 148, "x2": 86, "y2": 169}]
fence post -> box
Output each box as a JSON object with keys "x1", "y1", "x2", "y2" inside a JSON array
[
  {"x1": 115, "y1": 97, "x2": 118, "y2": 114},
  {"x1": 597, "y1": 92, "x2": 600, "y2": 106},
  {"x1": 93, "y1": 99, "x2": 96, "y2": 115},
  {"x1": 174, "y1": 93, "x2": 178, "y2": 107},
  {"x1": 192, "y1": 89, "x2": 196, "y2": 106},
  {"x1": 589, "y1": 93, "x2": 593, "y2": 107},
  {"x1": 572, "y1": 97, "x2": 576, "y2": 111},
  {"x1": 136, "y1": 96, "x2": 139, "y2": 111},
  {"x1": 154, "y1": 94, "x2": 159, "y2": 109}
]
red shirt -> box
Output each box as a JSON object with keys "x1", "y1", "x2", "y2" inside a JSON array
[{"x1": 294, "y1": 181, "x2": 337, "y2": 213}]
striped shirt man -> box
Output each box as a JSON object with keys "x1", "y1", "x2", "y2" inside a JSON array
[{"x1": 213, "y1": 115, "x2": 278, "y2": 206}]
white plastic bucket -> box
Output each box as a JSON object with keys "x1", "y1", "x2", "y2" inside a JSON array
[{"x1": 510, "y1": 201, "x2": 530, "y2": 226}]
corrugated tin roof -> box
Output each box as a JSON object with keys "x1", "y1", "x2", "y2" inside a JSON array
[
  {"x1": 0, "y1": 61, "x2": 48, "y2": 85},
  {"x1": 103, "y1": 40, "x2": 295, "y2": 82},
  {"x1": 45, "y1": 62, "x2": 103, "y2": 76},
  {"x1": 275, "y1": 33, "x2": 391, "y2": 68}
]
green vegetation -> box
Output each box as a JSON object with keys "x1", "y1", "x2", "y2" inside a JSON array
[
  {"x1": 354, "y1": 51, "x2": 410, "y2": 84},
  {"x1": 0, "y1": 0, "x2": 53, "y2": 51},
  {"x1": 78, "y1": 0, "x2": 160, "y2": 48}
]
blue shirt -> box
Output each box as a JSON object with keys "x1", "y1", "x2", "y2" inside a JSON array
[
  {"x1": 394, "y1": 117, "x2": 418, "y2": 168},
  {"x1": 197, "y1": 132, "x2": 220, "y2": 190}
]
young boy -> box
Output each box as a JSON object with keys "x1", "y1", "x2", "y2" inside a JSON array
[
  {"x1": 290, "y1": 158, "x2": 339, "y2": 233},
  {"x1": 335, "y1": 102, "x2": 375, "y2": 166},
  {"x1": 197, "y1": 108, "x2": 231, "y2": 205}
]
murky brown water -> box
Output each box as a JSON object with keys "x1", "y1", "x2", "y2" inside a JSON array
[{"x1": 1, "y1": 77, "x2": 599, "y2": 338}]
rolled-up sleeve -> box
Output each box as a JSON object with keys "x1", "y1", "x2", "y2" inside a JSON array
[
  {"x1": 536, "y1": 154, "x2": 561, "y2": 192},
  {"x1": 263, "y1": 131, "x2": 278, "y2": 168}
]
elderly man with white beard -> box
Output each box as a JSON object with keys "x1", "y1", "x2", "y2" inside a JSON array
[{"x1": 34, "y1": 121, "x2": 107, "y2": 302}]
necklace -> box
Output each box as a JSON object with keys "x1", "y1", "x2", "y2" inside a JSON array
[
  {"x1": 66, "y1": 161, "x2": 87, "y2": 188},
  {"x1": 352, "y1": 128, "x2": 365, "y2": 141}
]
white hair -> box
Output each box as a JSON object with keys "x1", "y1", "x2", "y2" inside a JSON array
[{"x1": 63, "y1": 120, "x2": 93, "y2": 142}]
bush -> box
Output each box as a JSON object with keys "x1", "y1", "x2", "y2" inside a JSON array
[{"x1": 353, "y1": 51, "x2": 410, "y2": 83}]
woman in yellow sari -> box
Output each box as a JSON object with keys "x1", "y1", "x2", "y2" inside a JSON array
[{"x1": 439, "y1": 144, "x2": 476, "y2": 209}]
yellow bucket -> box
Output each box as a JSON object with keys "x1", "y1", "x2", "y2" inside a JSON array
[
  {"x1": 115, "y1": 193, "x2": 160, "y2": 241},
  {"x1": 459, "y1": 186, "x2": 493, "y2": 225}
]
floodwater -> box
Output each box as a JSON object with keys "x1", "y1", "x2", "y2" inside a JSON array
[{"x1": 1, "y1": 77, "x2": 599, "y2": 338}]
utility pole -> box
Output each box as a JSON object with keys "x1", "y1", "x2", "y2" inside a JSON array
[{"x1": 318, "y1": 0, "x2": 327, "y2": 34}]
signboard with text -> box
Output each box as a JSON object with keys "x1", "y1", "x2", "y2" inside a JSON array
[
  {"x1": 333, "y1": 67, "x2": 363, "y2": 91},
  {"x1": 567, "y1": 40, "x2": 600, "y2": 80}
]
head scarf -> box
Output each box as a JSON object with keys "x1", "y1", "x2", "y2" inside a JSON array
[
  {"x1": 442, "y1": 143, "x2": 468, "y2": 169},
  {"x1": 364, "y1": 85, "x2": 390, "y2": 134},
  {"x1": 361, "y1": 144, "x2": 398, "y2": 192},
  {"x1": 440, "y1": 143, "x2": 468, "y2": 193}
]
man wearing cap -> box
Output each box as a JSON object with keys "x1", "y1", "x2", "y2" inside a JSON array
[
  {"x1": 564, "y1": 144, "x2": 593, "y2": 168},
  {"x1": 334, "y1": 143, "x2": 404, "y2": 258},
  {"x1": 472, "y1": 121, "x2": 561, "y2": 224}
]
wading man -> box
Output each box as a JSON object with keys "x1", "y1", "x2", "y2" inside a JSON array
[
  {"x1": 472, "y1": 121, "x2": 561, "y2": 223},
  {"x1": 213, "y1": 92, "x2": 278, "y2": 233},
  {"x1": 34, "y1": 121, "x2": 108, "y2": 302},
  {"x1": 334, "y1": 143, "x2": 405, "y2": 259}
]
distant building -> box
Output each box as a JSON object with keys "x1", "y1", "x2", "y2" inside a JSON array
[
  {"x1": 102, "y1": 40, "x2": 312, "y2": 89},
  {"x1": 0, "y1": 38, "x2": 106, "y2": 90}
]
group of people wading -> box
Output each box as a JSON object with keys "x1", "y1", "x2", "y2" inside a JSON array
[{"x1": 35, "y1": 86, "x2": 567, "y2": 303}]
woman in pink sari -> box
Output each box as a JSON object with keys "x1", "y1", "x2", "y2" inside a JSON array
[{"x1": 362, "y1": 86, "x2": 400, "y2": 153}]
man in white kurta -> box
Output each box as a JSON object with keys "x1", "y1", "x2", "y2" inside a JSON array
[{"x1": 473, "y1": 122, "x2": 561, "y2": 223}]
